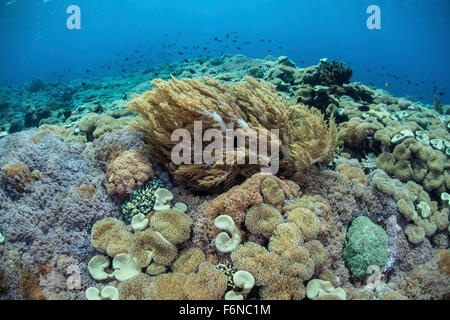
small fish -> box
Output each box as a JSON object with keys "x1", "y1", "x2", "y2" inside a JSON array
[{"x1": 385, "y1": 83, "x2": 390, "y2": 87}]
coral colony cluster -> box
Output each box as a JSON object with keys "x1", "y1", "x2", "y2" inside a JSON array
[{"x1": 0, "y1": 55, "x2": 448, "y2": 300}]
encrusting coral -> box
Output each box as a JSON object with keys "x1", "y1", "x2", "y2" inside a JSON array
[{"x1": 127, "y1": 75, "x2": 337, "y2": 190}]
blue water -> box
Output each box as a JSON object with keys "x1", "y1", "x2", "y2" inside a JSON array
[{"x1": 0, "y1": 0, "x2": 449, "y2": 102}]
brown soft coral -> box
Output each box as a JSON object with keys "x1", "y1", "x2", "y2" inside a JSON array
[
  {"x1": 259, "y1": 274, "x2": 306, "y2": 300},
  {"x1": 183, "y1": 262, "x2": 228, "y2": 300},
  {"x1": 127, "y1": 75, "x2": 337, "y2": 191},
  {"x1": 231, "y1": 242, "x2": 280, "y2": 286},
  {"x1": 149, "y1": 209, "x2": 193, "y2": 245},
  {"x1": 128, "y1": 229, "x2": 178, "y2": 266},
  {"x1": 150, "y1": 273, "x2": 189, "y2": 300},
  {"x1": 90, "y1": 218, "x2": 133, "y2": 257},
  {"x1": 192, "y1": 173, "x2": 300, "y2": 251},
  {"x1": 1, "y1": 161, "x2": 34, "y2": 194},
  {"x1": 245, "y1": 203, "x2": 283, "y2": 238},
  {"x1": 106, "y1": 149, "x2": 153, "y2": 196},
  {"x1": 338, "y1": 117, "x2": 383, "y2": 148},
  {"x1": 118, "y1": 274, "x2": 154, "y2": 300}
]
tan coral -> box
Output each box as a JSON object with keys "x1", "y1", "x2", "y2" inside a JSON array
[
  {"x1": 338, "y1": 117, "x2": 383, "y2": 148},
  {"x1": 90, "y1": 218, "x2": 133, "y2": 257},
  {"x1": 149, "y1": 209, "x2": 193, "y2": 245},
  {"x1": 261, "y1": 177, "x2": 285, "y2": 207},
  {"x1": 183, "y1": 262, "x2": 228, "y2": 300},
  {"x1": 279, "y1": 247, "x2": 315, "y2": 281},
  {"x1": 150, "y1": 273, "x2": 189, "y2": 300},
  {"x1": 259, "y1": 274, "x2": 306, "y2": 300},
  {"x1": 304, "y1": 240, "x2": 327, "y2": 269},
  {"x1": 146, "y1": 263, "x2": 166, "y2": 276},
  {"x1": 106, "y1": 149, "x2": 153, "y2": 196},
  {"x1": 244, "y1": 203, "x2": 283, "y2": 238},
  {"x1": 118, "y1": 274, "x2": 154, "y2": 300},
  {"x1": 230, "y1": 242, "x2": 280, "y2": 286},
  {"x1": 128, "y1": 229, "x2": 178, "y2": 266},
  {"x1": 127, "y1": 76, "x2": 337, "y2": 190},
  {"x1": 286, "y1": 207, "x2": 321, "y2": 241},
  {"x1": 77, "y1": 112, "x2": 119, "y2": 139},
  {"x1": 268, "y1": 222, "x2": 304, "y2": 254},
  {"x1": 193, "y1": 173, "x2": 300, "y2": 252},
  {"x1": 1, "y1": 161, "x2": 34, "y2": 193},
  {"x1": 336, "y1": 164, "x2": 367, "y2": 184},
  {"x1": 172, "y1": 248, "x2": 206, "y2": 274}
]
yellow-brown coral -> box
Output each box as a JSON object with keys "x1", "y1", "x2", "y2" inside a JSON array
[
  {"x1": 259, "y1": 274, "x2": 306, "y2": 300},
  {"x1": 261, "y1": 177, "x2": 285, "y2": 207},
  {"x1": 279, "y1": 247, "x2": 314, "y2": 281},
  {"x1": 244, "y1": 203, "x2": 283, "y2": 238},
  {"x1": 127, "y1": 76, "x2": 337, "y2": 190},
  {"x1": 128, "y1": 229, "x2": 178, "y2": 266},
  {"x1": 230, "y1": 242, "x2": 280, "y2": 286},
  {"x1": 286, "y1": 207, "x2": 321, "y2": 241},
  {"x1": 1, "y1": 161, "x2": 34, "y2": 193},
  {"x1": 268, "y1": 222, "x2": 304, "y2": 254},
  {"x1": 106, "y1": 149, "x2": 153, "y2": 196},
  {"x1": 118, "y1": 274, "x2": 154, "y2": 300},
  {"x1": 150, "y1": 273, "x2": 189, "y2": 300},
  {"x1": 149, "y1": 209, "x2": 193, "y2": 245},
  {"x1": 183, "y1": 262, "x2": 228, "y2": 300},
  {"x1": 172, "y1": 248, "x2": 206, "y2": 274},
  {"x1": 90, "y1": 218, "x2": 133, "y2": 257}
]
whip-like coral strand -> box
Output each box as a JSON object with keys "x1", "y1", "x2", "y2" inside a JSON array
[{"x1": 127, "y1": 75, "x2": 337, "y2": 190}]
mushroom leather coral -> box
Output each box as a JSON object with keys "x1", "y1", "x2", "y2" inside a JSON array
[{"x1": 127, "y1": 76, "x2": 337, "y2": 191}]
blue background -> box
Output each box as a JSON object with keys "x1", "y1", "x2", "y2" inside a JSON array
[{"x1": 0, "y1": 0, "x2": 449, "y2": 102}]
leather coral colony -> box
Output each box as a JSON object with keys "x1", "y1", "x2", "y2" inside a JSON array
[{"x1": 127, "y1": 75, "x2": 337, "y2": 191}]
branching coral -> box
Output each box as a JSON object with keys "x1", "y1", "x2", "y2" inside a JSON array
[{"x1": 127, "y1": 75, "x2": 337, "y2": 190}]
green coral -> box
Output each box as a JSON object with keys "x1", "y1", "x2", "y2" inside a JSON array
[
  {"x1": 342, "y1": 216, "x2": 388, "y2": 282},
  {"x1": 121, "y1": 179, "x2": 164, "y2": 223}
]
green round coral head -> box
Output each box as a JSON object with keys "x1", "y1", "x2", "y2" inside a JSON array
[{"x1": 342, "y1": 216, "x2": 388, "y2": 282}]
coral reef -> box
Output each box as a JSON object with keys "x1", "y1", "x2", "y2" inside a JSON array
[{"x1": 0, "y1": 54, "x2": 448, "y2": 301}]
